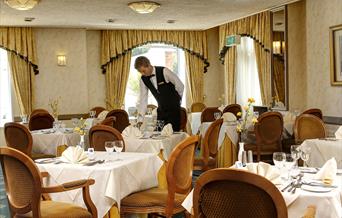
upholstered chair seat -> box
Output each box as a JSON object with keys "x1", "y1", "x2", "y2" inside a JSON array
[
  {"x1": 15, "y1": 201, "x2": 92, "y2": 218},
  {"x1": 121, "y1": 187, "x2": 186, "y2": 214}
]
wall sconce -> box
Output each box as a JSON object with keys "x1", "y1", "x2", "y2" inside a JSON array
[
  {"x1": 273, "y1": 41, "x2": 281, "y2": 54},
  {"x1": 57, "y1": 55, "x2": 66, "y2": 66}
]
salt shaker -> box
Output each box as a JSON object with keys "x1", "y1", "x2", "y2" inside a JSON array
[
  {"x1": 247, "y1": 150, "x2": 253, "y2": 163},
  {"x1": 242, "y1": 151, "x2": 247, "y2": 166}
]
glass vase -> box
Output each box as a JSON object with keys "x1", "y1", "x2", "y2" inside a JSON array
[
  {"x1": 238, "y1": 142, "x2": 245, "y2": 162},
  {"x1": 79, "y1": 135, "x2": 85, "y2": 150}
]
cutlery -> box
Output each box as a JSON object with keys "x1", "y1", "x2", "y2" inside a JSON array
[
  {"x1": 83, "y1": 160, "x2": 105, "y2": 166},
  {"x1": 281, "y1": 182, "x2": 292, "y2": 192}
]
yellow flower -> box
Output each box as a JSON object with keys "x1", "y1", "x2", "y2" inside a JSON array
[
  {"x1": 236, "y1": 125, "x2": 242, "y2": 133},
  {"x1": 252, "y1": 117, "x2": 258, "y2": 124},
  {"x1": 243, "y1": 106, "x2": 249, "y2": 111},
  {"x1": 237, "y1": 112, "x2": 242, "y2": 117},
  {"x1": 74, "y1": 127, "x2": 80, "y2": 132},
  {"x1": 248, "y1": 98, "x2": 255, "y2": 103},
  {"x1": 79, "y1": 130, "x2": 85, "y2": 135}
]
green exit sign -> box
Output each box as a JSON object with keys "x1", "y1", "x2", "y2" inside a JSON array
[{"x1": 226, "y1": 35, "x2": 241, "y2": 47}]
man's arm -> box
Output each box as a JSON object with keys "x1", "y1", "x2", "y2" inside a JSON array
[
  {"x1": 163, "y1": 67, "x2": 184, "y2": 98},
  {"x1": 137, "y1": 78, "x2": 148, "y2": 116}
]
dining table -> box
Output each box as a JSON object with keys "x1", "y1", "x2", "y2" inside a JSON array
[
  {"x1": 36, "y1": 152, "x2": 163, "y2": 218},
  {"x1": 299, "y1": 138, "x2": 342, "y2": 168},
  {"x1": 182, "y1": 166, "x2": 342, "y2": 218}
]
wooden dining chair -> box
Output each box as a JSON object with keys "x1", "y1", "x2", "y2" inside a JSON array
[
  {"x1": 88, "y1": 124, "x2": 125, "y2": 151},
  {"x1": 105, "y1": 109, "x2": 130, "y2": 132},
  {"x1": 301, "y1": 108, "x2": 323, "y2": 120},
  {"x1": 200, "y1": 107, "x2": 222, "y2": 123},
  {"x1": 245, "y1": 112, "x2": 283, "y2": 162},
  {"x1": 193, "y1": 168, "x2": 287, "y2": 218},
  {"x1": 180, "y1": 107, "x2": 188, "y2": 132},
  {"x1": 28, "y1": 112, "x2": 55, "y2": 131},
  {"x1": 90, "y1": 106, "x2": 106, "y2": 118},
  {"x1": 100, "y1": 116, "x2": 115, "y2": 127},
  {"x1": 4, "y1": 122, "x2": 55, "y2": 160},
  {"x1": 191, "y1": 102, "x2": 206, "y2": 112},
  {"x1": 294, "y1": 114, "x2": 326, "y2": 144},
  {"x1": 120, "y1": 135, "x2": 199, "y2": 218},
  {"x1": 222, "y1": 104, "x2": 242, "y2": 119},
  {"x1": 194, "y1": 119, "x2": 223, "y2": 172},
  {"x1": 29, "y1": 109, "x2": 49, "y2": 119},
  {"x1": 0, "y1": 147, "x2": 97, "y2": 218}
]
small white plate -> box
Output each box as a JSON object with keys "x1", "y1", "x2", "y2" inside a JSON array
[{"x1": 301, "y1": 184, "x2": 335, "y2": 193}]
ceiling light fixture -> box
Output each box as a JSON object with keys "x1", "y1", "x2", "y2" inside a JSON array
[
  {"x1": 128, "y1": 1, "x2": 160, "y2": 14},
  {"x1": 5, "y1": 0, "x2": 39, "y2": 10}
]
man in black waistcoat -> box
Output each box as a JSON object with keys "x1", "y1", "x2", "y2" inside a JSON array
[{"x1": 135, "y1": 56, "x2": 184, "y2": 131}]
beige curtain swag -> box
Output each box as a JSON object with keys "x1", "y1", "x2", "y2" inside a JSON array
[
  {"x1": 101, "y1": 30, "x2": 209, "y2": 74},
  {"x1": 0, "y1": 27, "x2": 39, "y2": 74},
  {"x1": 219, "y1": 11, "x2": 272, "y2": 105}
]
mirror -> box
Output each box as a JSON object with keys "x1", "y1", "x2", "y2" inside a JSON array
[{"x1": 271, "y1": 7, "x2": 288, "y2": 110}]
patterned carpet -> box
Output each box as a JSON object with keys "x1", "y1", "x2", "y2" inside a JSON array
[{"x1": 0, "y1": 168, "x2": 9, "y2": 218}]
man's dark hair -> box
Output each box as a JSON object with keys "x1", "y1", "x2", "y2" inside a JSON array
[{"x1": 134, "y1": 56, "x2": 151, "y2": 69}]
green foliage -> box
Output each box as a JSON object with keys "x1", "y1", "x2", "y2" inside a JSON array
[{"x1": 132, "y1": 46, "x2": 150, "y2": 56}]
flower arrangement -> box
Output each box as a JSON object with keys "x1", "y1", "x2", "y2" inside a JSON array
[
  {"x1": 236, "y1": 98, "x2": 258, "y2": 134},
  {"x1": 73, "y1": 118, "x2": 87, "y2": 136},
  {"x1": 49, "y1": 97, "x2": 61, "y2": 120}
]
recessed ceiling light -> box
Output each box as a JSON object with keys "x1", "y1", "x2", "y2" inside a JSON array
[
  {"x1": 128, "y1": 1, "x2": 160, "y2": 14},
  {"x1": 106, "y1": 19, "x2": 115, "y2": 23},
  {"x1": 24, "y1": 17, "x2": 35, "y2": 22},
  {"x1": 167, "y1": 20, "x2": 176, "y2": 24}
]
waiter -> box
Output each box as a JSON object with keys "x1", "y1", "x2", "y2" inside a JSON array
[{"x1": 135, "y1": 56, "x2": 184, "y2": 131}]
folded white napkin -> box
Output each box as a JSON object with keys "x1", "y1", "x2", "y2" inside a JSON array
[
  {"x1": 335, "y1": 126, "x2": 342, "y2": 139},
  {"x1": 161, "y1": 123, "x2": 173, "y2": 136},
  {"x1": 245, "y1": 162, "x2": 281, "y2": 184},
  {"x1": 315, "y1": 158, "x2": 337, "y2": 184},
  {"x1": 222, "y1": 112, "x2": 237, "y2": 122},
  {"x1": 152, "y1": 108, "x2": 158, "y2": 117},
  {"x1": 122, "y1": 125, "x2": 143, "y2": 138},
  {"x1": 61, "y1": 146, "x2": 89, "y2": 164},
  {"x1": 97, "y1": 110, "x2": 109, "y2": 120}
]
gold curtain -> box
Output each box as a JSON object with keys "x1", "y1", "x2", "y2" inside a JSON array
[
  {"x1": 105, "y1": 53, "x2": 132, "y2": 109},
  {"x1": 0, "y1": 27, "x2": 38, "y2": 115},
  {"x1": 101, "y1": 30, "x2": 208, "y2": 108},
  {"x1": 8, "y1": 53, "x2": 34, "y2": 115},
  {"x1": 185, "y1": 54, "x2": 204, "y2": 103},
  {"x1": 273, "y1": 56, "x2": 285, "y2": 103},
  {"x1": 219, "y1": 11, "x2": 272, "y2": 104},
  {"x1": 254, "y1": 42, "x2": 272, "y2": 105}
]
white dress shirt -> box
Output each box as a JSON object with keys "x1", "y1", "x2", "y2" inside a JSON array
[{"x1": 137, "y1": 66, "x2": 184, "y2": 115}]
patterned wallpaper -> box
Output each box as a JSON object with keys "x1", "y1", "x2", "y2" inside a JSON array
[{"x1": 305, "y1": 0, "x2": 342, "y2": 117}]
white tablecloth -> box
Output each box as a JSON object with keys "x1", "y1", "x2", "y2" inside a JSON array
[
  {"x1": 37, "y1": 152, "x2": 163, "y2": 218},
  {"x1": 199, "y1": 122, "x2": 239, "y2": 147},
  {"x1": 188, "y1": 112, "x2": 201, "y2": 135},
  {"x1": 299, "y1": 139, "x2": 342, "y2": 168},
  {"x1": 182, "y1": 169, "x2": 342, "y2": 218},
  {"x1": 31, "y1": 128, "x2": 80, "y2": 155},
  {"x1": 124, "y1": 132, "x2": 188, "y2": 160}
]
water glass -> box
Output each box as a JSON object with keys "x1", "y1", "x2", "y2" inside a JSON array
[
  {"x1": 71, "y1": 118, "x2": 80, "y2": 128},
  {"x1": 214, "y1": 112, "x2": 221, "y2": 120},
  {"x1": 114, "y1": 140, "x2": 124, "y2": 161},
  {"x1": 273, "y1": 152, "x2": 286, "y2": 169},
  {"x1": 283, "y1": 154, "x2": 296, "y2": 181},
  {"x1": 104, "y1": 141, "x2": 114, "y2": 160},
  {"x1": 21, "y1": 114, "x2": 28, "y2": 123},
  {"x1": 300, "y1": 147, "x2": 311, "y2": 167},
  {"x1": 156, "y1": 120, "x2": 164, "y2": 131}
]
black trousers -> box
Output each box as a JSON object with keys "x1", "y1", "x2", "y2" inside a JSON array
[{"x1": 157, "y1": 106, "x2": 181, "y2": 131}]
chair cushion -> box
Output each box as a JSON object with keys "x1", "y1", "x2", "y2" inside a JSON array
[
  {"x1": 121, "y1": 187, "x2": 186, "y2": 209},
  {"x1": 15, "y1": 200, "x2": 92, "y2": 218}
]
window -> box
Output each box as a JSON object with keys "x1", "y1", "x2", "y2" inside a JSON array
[
  {"x1": 125, "y1": 43, "x2": 186, "y2": 110},
  {"x1": 0, "y1": 48, "x2": 12, "y2": 126},
  {"x1": 236, "y1": 37, "x2": 262, "y2": 106}
]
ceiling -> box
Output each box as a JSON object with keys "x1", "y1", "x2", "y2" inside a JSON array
[{"x1": 0, "y1": 0, "x2": 297, "y2": 30}]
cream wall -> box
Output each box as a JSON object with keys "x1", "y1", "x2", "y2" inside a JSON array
[
  {"x1": 305, "y1": 0, "x2": 342, "y2": 117},
  {"x1": 204, "y1": 27, "x2": 225, "y2": 106}
]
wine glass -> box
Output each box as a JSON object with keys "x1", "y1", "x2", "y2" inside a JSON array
[
  {"x1": 283, "y1": 154, "x2": 296, "y2": 181},
  {"x1": 21, "y1": 114, "x2": 28, "y2": 124},
  {"x1": 104, "y1": 141, "x2": 114, "y2": 160},
  {"x1": 273, "y1": 152, "x2": 286, "y2": 169},
  {"x1": 156, "y1": 120, "x2": 164, "y2": 132},
  {"x1": 214, "y1": 112, "x2": 221, "y2": 120},
  {"x1": 300, "y1": 147, "x2": 311, "y2": 167},
  {"x1": 290, "y1": 145, "x2": 301, "y2": 167},
  {"x1": 89, "y1": 110, "x2": 96, "y2": 118},
  {"x1": 71, "y1": 118, "x2": 79, "y2": 128},
  {"x1": 114, "y1": 140, "x2": 124, "y2": 161}
]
